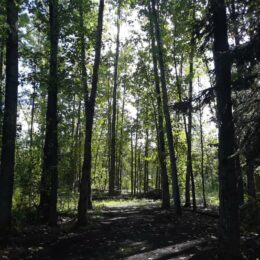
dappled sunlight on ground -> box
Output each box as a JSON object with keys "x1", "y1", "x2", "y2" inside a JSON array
[
  {"x1": 124, "y1": 238, "x2": 207, "y2": 260},
  {"x1": 1, "y1": 199, "x2": 259, "y2": 259}
]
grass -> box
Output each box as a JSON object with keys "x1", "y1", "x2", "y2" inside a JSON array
[
  {"x1": 207, "y1": 196, "x2": 219, "y2": 206},
  {"x1": 93, "y1": 198, "x2": 159, "y2": 209}
]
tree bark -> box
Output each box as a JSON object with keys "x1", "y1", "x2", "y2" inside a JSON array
[
  {"x1": 39, "y1": 0, "x2": 59, "y2": 226},
  {"x1": 144, "y1": 129, "x2": 149, "y2": 194},
  {"x1": 173, "y1": 51, "x2": 192, "y2": 208},
  {"x1": 187, "y1": 30, "x2": 196, "y2": 211},
  {"x1": 106, "y1": 80, "x2": 112, "y2": 190},
  {"x1": 138, "y1": 148, "x2": 141, "y2": 194},
  {"x1": 133, "y1": 103, "x2": 139, "y2": 195},
  {"x1": 0, "y1": 38, "x2": 4, "y2": 148},
  {"x1": 77, "y1": 0, "x2": 104, "y2": 226},
  {"x1": 79, "y1": 0, "x2": 93, "y2": 210},
  {"x1": 199, "y1": 106, "x2": 207, "y2": 208},
  {"x1": 151, "y1": 0, "x2": 181, "y2": 214},
  {"x1": 229, "y1": 0, "x2": 245, "y2": 206},
  {"x1": 211, "y1": 0, "x2": 240, "y2": 257},
  {"x1": 28, "y1": 63, "x2": 37, "y2": 207},
  {"x1": 0, "y1": 0, "x2": 19, "y2": 231},
  {"x1": 149, "y1": 9, "x2": 170, "y2": 208},
  {"x1": 134, "y1": 127, "x2": 138, "y2": 195},
  {"x1": 130, "y1": 128, "x2": 134, "y2": 195},
  {"x1": 109, "y1": 0, "x2": 121, "y2": 195},
  {"x1": 117, "y1": 80, "x2": 126, "y2": 192},
  {"x1": 74, "y1": 100, "x2": 82, "y2": 192}
]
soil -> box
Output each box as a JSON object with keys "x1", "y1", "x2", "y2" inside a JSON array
[{"x1": 0, "y1": 202, "x2": 259, "y2": 260}]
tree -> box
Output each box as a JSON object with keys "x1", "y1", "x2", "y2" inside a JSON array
[
  {"x1": 0, "y1": 38, "x2": 4, "y2": 145},
  {"x1": 0, "y1": 0, "x2": 19, "y2": 231},
  {"x1": 39, "y1": 0, "x2": 59, "y2": 226},
  {"x1": 211, "y1": 0, "x2": 240, "y2": 257},
  {"x1": 151, "y1": 0, "x2": 181, "y2": 215},
  {"x1": 185, "y1": 17, "x2": 196, "y2": 211},
  {"x1": 109, "y1": 0, "x2": 121, "y2": 195},
  {"x1": 148, "y1": 4, "x2": 170, "y2": 208},
  {"x1": 199, "y1": 104, "x2": 207, "y2": 208},
  {"x1": 78, "y1": 0, "x2": 104, "y2": 226},
  {"x1": 79, "y1": 0, "x2": 92, "y2": 210}
]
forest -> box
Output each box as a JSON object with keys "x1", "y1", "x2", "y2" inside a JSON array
[{"x1": 0, "y1": 0, "x2": 259, "y2": 259}]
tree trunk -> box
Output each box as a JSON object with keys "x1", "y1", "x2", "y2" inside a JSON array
[
  {"x1": 107, "y1": 80, "x2": 112, "y2": 190},
  {"x1": 74, "y1": 100, "x2": 82, "y2": 192},
  {"x1": 173, "y1": 51, "x2": 191, "y2": 208},
  {"x1": 199, "y1": 106, "x2": 207, "y2": 208},
  {"x1": 109, "y1": 0, "x2": 121, "y2": 195},
  {"x1": 39, "y1": 0, "x2": 59, "y2": 226},
  {"x1": 149, "y1": 10, "x2": 170, "y2": 208},
  {"x1": 230, "y1": 0, "x2": 245, "y2": 206},
  {"x1": 79, "y1": 0, "x2": 93, "y2": 210},
  {"x1": 117, "y1": 80, "x2": 126, "y2": 193},
  {"x1": 0, "y1": 38, "x2": 4, "y2": 149},
  {"x1": 151, "y1": 0, "x2": 181, "y2": 214},
  {"x1": 211, "y1": 0, "x2": 240, "y2": 257},
  {"x1": 77, "y1": 0, "x2": 104, "y2": 226},
  {"x1": 130, "y1": 129, "x2": 134, "y2": 195},
  {"x1": 187, "y1": 30, "x2": 196, "y2": 211},
  {"x1": 134, "y1": 128, "x2": 138, "y2": 195},
  {"x1": 155, "y1": 167, "x2": 158, "y2": 190},
  {"x1": 138, "y1": 148, "x2": 141, "y2": 194},
  {"x1": 0, "y1": 0, "x2": 19, "y2": 231},
  {"x1": 144, "y1": 129, "x2": 149, "y2": 194},
  {"x1": 134, "y1": 103, "x2": 139, "y2": 195},
  {"x1": 28, "y1": 64, "x2": 37, "y2": 207}
]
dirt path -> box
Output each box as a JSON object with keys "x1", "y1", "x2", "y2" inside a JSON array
[
  {"x1": 1, "y1": 202, "x2": 259, "y2": 259},
  {"x1": 29, "y1": 204, "x2": 218, "y2": 259}
]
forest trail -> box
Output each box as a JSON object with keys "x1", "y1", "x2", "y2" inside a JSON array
[
  {"x1": 53, "y1": 204, "x2": 218, "y2": 260},
  {"x1": 1, "y1": 201, "x2": 221, "y2": 260}
]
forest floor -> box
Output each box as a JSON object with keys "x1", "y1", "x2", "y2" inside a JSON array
[{"x1": 0, "y1": 199, "x2": 259, "y2": 260}]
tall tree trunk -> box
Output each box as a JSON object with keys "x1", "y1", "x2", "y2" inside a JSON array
[
  {"x1": 230, "y1": 0, "x2": 244, "y2": 206},
  {"x1": 151, "y1": 103, "x2": 161, "y2": 192},
  {"x1": 134, "y1": 125, "x2": 138, "y2": 195},
  {"x1": 133, "y1": 102, "x2": 139, "y2": 195},
  {"x1": 144, "y1": 129, "x2": 149, "y2": 194},
  {"x1": 199, "y1": 105, "x2": 207, "y2": 208},
  {"x1": 109, "y1": 0, "x2": 121, "y2": 195},
  {"x1": 188, "y1": 30, "x2": 196, "y2": 211},
  {"x1": 151, "y1": 0, "x2": 181, "y2": 214},
  {"x1": 39, "y1": 0, "x2": 59, "y2": 226},
  {"x1": 130, "y1": 129, "x2": 134, "y2": 195},
  {"x1": 74, "y1": 100, "x2": 82, "y2": 192},
  {"x1": 77, "y1": 0, "x2": 104, "y2": 226},
  {"x1": 28, "y1": 64, "x2": 37, "y2": 207},
  {"x1": 173, "y1": 51, "x2": 192, "y2": 208},
  {"x1": 106, "y1": 80, "x2": 112, "y2": 190},
  {"x1": 173, "y1": 52, "x2": 191, "y2": 208},
  {"x1": 138, "y1": 149, "x2": 142, "y2": 194},
  {"x1": 117, "y1": 80, "x2": 126, "y2": 192},
  {"x1": 0, "y1": 0, "x2": 19, "y2": 231},
  {"x1": 0, "y1": 38, "x2": 4, "y2": 149},
  {"x1": 211, "y1": 0, "x2": 240, "y2": 257},
  {"x1": 79, "y1": 0, "x2": 92, "y2": 210},
  {"x1": 149, "y1": 11, "x2": 170, "y2": 208}
]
